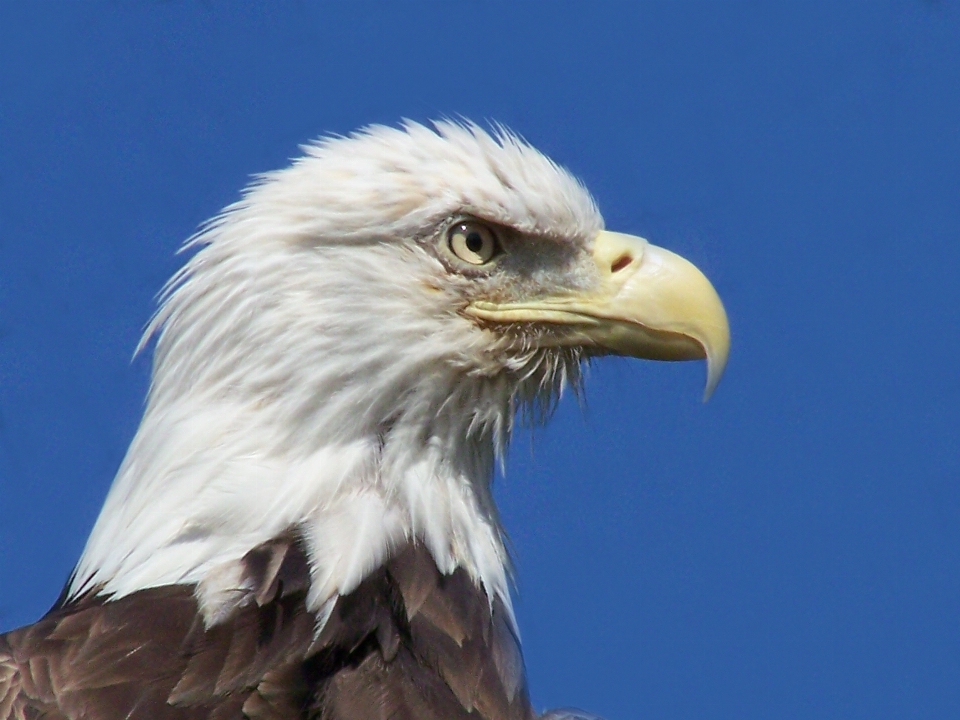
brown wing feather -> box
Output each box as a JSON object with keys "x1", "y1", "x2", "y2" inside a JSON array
[{"x1": 0, "y1": 539, "x2": 536, "y2": 720}]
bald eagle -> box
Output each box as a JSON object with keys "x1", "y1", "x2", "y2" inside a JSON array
[{"x1": 0, "y1": 122, "x2": 728, "y2": 720}]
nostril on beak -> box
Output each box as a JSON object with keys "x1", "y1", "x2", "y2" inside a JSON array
[{"x1": 611, "y1": 254, "x2": 633, "y2": 273}]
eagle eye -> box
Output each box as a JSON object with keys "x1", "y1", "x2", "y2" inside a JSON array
[{"x1": 447, "y1": 222, "x2": 500, "y2": 266}]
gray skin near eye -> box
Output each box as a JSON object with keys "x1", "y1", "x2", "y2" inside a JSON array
[
  {"x1": 471, "y1": 232, "x2": 598, "y2": 305},
  {"x1": 441, "y1": 221, "x2": 597, "y2": 305}
]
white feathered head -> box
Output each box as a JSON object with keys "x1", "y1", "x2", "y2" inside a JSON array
[{"x1": 71, "y1": 121, "x2": 729, "y2": 624}]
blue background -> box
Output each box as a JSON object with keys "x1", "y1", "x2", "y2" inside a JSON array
[{"x1": 2, "y1": 3, "x2": 959, "y2": 718}]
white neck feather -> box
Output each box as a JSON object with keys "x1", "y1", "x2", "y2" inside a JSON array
[{"x1": 71, "y1": 243, "x2": 517, "y2": 624}]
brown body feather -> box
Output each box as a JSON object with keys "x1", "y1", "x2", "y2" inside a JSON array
[{"x1": 0, "y1": 539, "x2": 534, "y2": 720}]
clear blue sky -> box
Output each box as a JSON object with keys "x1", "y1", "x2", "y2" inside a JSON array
[{"x1": 2, "y1": 3, "x2": 959, "y2": 719}]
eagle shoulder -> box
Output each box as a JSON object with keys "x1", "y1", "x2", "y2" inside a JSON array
[{"x1": 0, "y1": 538, "x2": 533, "y2": 720}]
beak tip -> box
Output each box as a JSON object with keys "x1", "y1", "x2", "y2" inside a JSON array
[
  {"x1": 702, "y1": 375, "x2": 720, "y2": 403},
  {"x1": 701, "y1": 344, "x2": 729, "y2": 402}
]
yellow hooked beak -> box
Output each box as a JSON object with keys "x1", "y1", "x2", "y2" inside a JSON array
[{"x1": 466, "y1": 230, "x2": 730, "y2": 399}]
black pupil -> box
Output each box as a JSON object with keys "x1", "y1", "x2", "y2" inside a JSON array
[{"x1": 465, "y1": 231, "x2": 484, "y2": 254}]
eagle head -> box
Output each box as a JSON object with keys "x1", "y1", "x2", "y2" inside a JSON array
[{"x1": 70, "y1": 121, "x2": 729, "y2": 626}]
